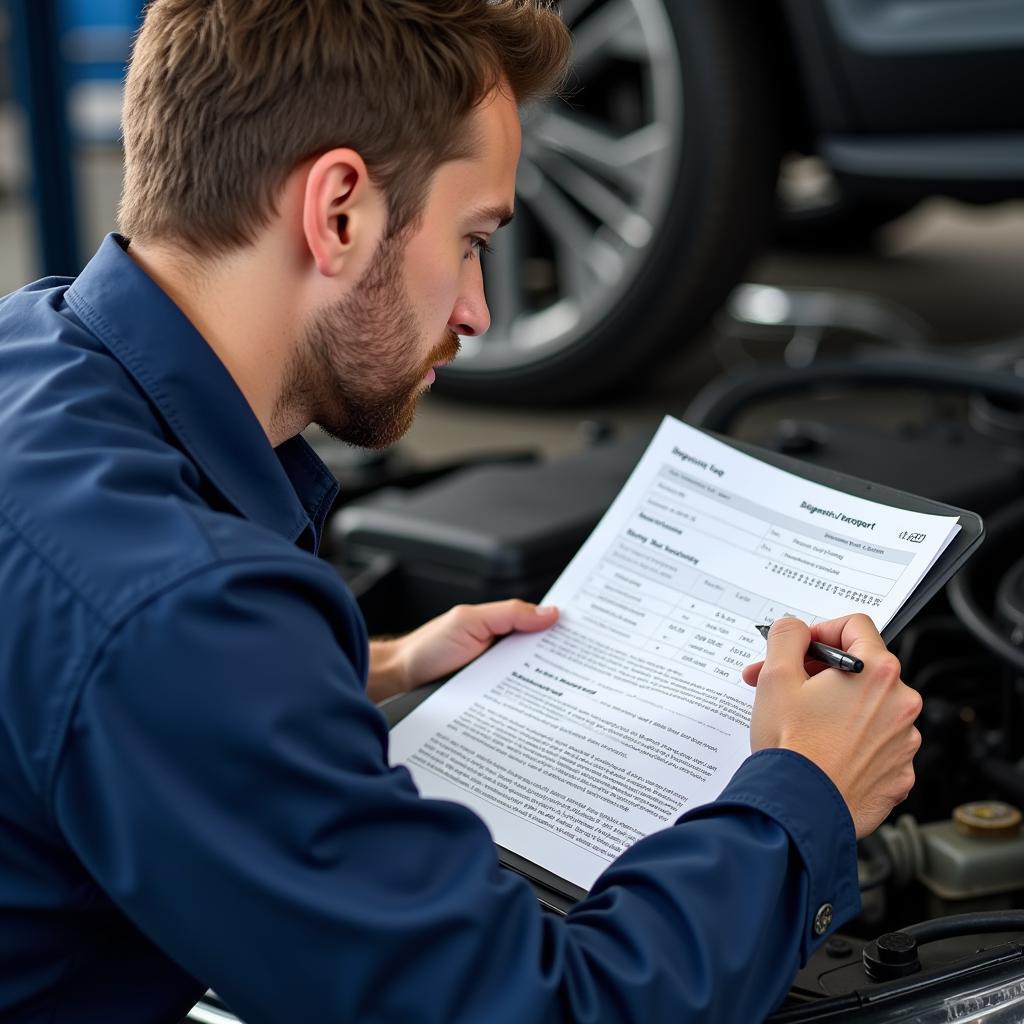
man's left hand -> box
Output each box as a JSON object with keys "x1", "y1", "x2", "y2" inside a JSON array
[{"x1": 367, "y1": 600, "x2": 559, "y2": 703}]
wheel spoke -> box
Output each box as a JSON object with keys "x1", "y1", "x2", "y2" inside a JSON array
[
  {"x1": 516, "y1": 158, "x2": 629, "y2": 305},
  {"x1": 556, "y1": 0, "x2": 594, "y2": 28},
  {"x1": 527, "y1": 110, "x2": 671, "y2": 199},
  {"x1": 532, "y1": 148, "x2": 653, "y2": 249},
  {"x1": 570, "y1": 0, "x2": 647, "y2": 74}
]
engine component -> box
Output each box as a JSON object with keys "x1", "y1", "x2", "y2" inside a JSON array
[
  {"x1": 331, "y1": 434, "x2": 650, "y2": 634},
  {"x1": 862, "y1": 930, "x2": 920, "y2": 981},
  {"x1": 879, "y1": 808, "x2": 1024, "y2": 918}
]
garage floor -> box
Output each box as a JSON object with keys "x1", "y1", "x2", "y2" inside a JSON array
[{"x1": 2, "y1": 112, "x2": 1024, "y2": 469}]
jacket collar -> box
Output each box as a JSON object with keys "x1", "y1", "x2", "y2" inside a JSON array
[{"x1": 65, "y1": 234, "x2": 339, "y2": 552}]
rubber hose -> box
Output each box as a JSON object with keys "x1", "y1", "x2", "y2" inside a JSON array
[
  {"x1": 903, "y1": 909, "x2": 1024, "y2": 945},
  {"x1": 946, "y1": 499, "x2": 1024, "y2": 673},
  {"x1": 686, "y1": 357, "x2": 1024, "y2": 434}
]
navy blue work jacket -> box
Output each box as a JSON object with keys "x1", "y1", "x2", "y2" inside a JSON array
[{"x1": 0, "y1": 235, "x2": 859, "y2": 1023}]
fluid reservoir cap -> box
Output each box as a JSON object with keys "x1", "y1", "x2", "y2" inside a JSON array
[
  {"x1": 878, "y1": 932, "x2": 918, "y2": 964},
  {"x1": 863, "y1": 932, "x2": 920, "y2": 980},
  {"x1": 953, "y1": 801, "x2": 1022, "y2": 838}
]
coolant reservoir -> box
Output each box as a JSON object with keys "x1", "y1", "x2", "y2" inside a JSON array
[{"x1": 883, "y1": 803, "x2": 1024, "y2": 907}]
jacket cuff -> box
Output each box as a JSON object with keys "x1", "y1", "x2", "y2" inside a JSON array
[{"x1": 680, "y1": 748, "x2": 860, "y2": 961}]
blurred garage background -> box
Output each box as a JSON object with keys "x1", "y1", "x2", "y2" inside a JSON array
[
  {"x1": 3, "y1": 0, "x2": 1024, "y2": 465},
  {"x1": 7, "y1": 2, "x2": 1024, "y2": 1019}
]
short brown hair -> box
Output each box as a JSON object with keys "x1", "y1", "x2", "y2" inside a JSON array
[{"x1": 118, "y1": 0, "x2": 570, "y2": 255}]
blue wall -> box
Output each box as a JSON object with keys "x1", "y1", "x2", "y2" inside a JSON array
[{"x1": 60, "y1": 0, "x2": 143, "y2": 82}]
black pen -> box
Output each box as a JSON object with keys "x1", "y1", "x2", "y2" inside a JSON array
[{"x1": 755, "y1": 623, "x2": 864, "y2": 673}]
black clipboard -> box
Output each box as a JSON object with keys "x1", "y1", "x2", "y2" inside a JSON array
[{"x1": 381, "y1": 433, "x2": 985, "y2": 913}]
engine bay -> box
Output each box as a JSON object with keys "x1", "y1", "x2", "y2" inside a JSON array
[{"x1": 318, "y1": 300, "x2": 1024, "y2": 1020}]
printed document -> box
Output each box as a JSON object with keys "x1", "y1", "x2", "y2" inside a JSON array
[{"x1": 388, "y1": 417, "x2": 961, "y2": 892}]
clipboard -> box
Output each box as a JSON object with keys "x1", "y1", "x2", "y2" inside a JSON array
[{"x1": 381, "y1": 431, "x2": 985, "y2": 914}]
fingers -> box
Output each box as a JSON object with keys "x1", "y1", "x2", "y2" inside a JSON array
[
  {"x1": 758, "y1": 617, "x2": 812, "y2": 689},
  {"x1": 741, "y1": 660, "x2": 763, "y2": 686},
  {"x1": 743, "y1": 656, "x2": 829, "y2": 686},
  {"x1": 452, "y1": 600, "x2": 558, "y2": 643},
  {"x1": 810, "y1": 613, "x2": 887, "y2": 657}
]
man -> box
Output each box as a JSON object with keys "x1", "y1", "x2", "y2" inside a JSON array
[{"x1": 0, "y1": 1, "x2": 921, "y2": 1021}]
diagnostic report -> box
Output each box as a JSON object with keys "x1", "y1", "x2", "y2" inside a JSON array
[{"x1": 388, "y1": 416, "x2": 960, "y2": 892}]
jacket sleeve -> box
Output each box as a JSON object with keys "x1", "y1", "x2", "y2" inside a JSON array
[{"x1": 51, "y1": 557, "x2": 859, "y2": 1024}]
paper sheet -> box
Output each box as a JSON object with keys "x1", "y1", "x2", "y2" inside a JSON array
[{"x1": 388, "y1": 416, "x2": 960, "y2": 891}]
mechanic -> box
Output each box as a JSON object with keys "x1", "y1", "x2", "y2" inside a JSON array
[{"x1": 0, "y1": 2, "x2": 923, "y2": 1022}]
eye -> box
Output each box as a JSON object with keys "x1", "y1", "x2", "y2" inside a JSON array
[{"x1": 465, "y1": 236, "x2": 495, "y2": 261}]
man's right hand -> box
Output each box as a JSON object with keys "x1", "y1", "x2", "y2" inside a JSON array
[{"x1": 742, "y1": 615, "x2": 923, "y2": 838}]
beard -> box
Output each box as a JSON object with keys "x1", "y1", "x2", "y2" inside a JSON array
[{"x1": 278, "y1": 237, "x2": 460, "y2": 450}]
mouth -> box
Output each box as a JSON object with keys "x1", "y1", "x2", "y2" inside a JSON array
[
  {"x1": 423, "y1": 335, "x2": 461, "y2": 385},
  {"x1": 425, "y1": 358, "x2": 452, "y2": 385}
]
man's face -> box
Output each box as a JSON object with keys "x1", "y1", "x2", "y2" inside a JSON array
[{"x1": 291, "y1": 88, "x2": 521, "y2": 449}]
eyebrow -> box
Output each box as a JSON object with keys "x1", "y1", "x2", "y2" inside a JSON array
[{"x1": 469, "y1": 205, "x2": 515, "y2": 229}]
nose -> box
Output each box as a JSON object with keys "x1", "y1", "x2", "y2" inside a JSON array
[{"x1": 448, "y1": 259, "x2": 491, "y2": 337}]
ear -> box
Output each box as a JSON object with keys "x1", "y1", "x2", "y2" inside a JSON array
[{"x1": 301, "y1": 148, "x2": 384, "y2": 278}]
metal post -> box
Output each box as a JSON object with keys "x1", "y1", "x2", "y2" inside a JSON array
[{"x1": 7, "y1": 0, "x2": 82, "y2": 277}]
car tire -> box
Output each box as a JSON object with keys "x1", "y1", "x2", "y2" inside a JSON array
[{"x1": 433, "y1": 0, "x2": 783, "y2": 405}]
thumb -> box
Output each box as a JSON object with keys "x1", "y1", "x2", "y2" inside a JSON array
[
  {"x1": 760, "y1": 617, "x2": 812, "y2": 688},
  {"x1": 505, "y1": 601, "x2": 559, "y2": 634},
  {"x1": 460, "y1": 599, "x2": 559, "y2": 643}
]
